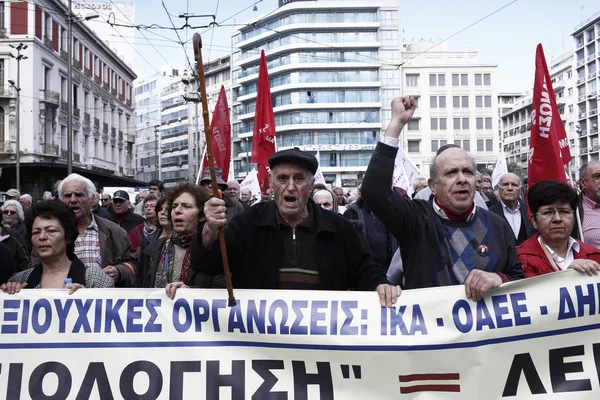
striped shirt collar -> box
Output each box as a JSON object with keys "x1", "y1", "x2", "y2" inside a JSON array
[{"x1": 583, "y1": 195, "x2": 600, "y2": 210}]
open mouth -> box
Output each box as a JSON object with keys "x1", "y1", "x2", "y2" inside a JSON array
[
  {"x1": 173, "y1": 218, "x2": 184, "y2": 224},
  {"x1": 284, "y1": 196, "x2": 297, "y2": 203},
  {"x1": 455, "y1": 190, "x2": 469, "y2": 197}
]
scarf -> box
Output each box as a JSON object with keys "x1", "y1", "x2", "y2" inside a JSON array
[
  {"x1": 154, "y1": 229, "x2": 196, "y2": 288},
  {"x1": 434, "y1": 198, "x2": 475, "y2": 222},
  {"x1": 143, "y1": 222, "x2": 157, "y2": 237}
]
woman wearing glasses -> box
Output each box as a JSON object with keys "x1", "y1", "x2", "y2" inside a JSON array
[
  {"x1": 1, "y1": 199, "x2": 27, "y2": 240},
  {"x1": 517, "y1": 180, "x2": 600, "y2": 277},
  {"x1": 0, "y1": 200, "x2": 114, "y2": 294}
]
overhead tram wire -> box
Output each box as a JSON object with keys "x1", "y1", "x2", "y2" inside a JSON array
[
  {"x1": 105, "y1": 0, "x2": 173, "y2": 67},
  {"x1": 161, "y1": 0, "x2": 194, "y2": 71},
  {"x1": 208, "y1": 0, "x2": 221, "y2": 61}
]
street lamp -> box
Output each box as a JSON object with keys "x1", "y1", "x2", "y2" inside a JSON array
[
  {"x1": 9, "y1": 43, "x2": 27, "y2": 192},
  {"x1": 67, "y1": 0, "x2": 99, "y2": 174}
]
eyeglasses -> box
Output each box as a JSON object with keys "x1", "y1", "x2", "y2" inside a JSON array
[
  {"x1": 2, "y1": 210, "x2": 16, "y2": 216},
  {"x1": 101, "y1": 198, "x2": 110, "y2": 202},
  {"x1": 536, "y1": 208, "x2": 574, "y2": 218}
]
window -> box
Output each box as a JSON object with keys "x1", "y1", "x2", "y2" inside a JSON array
[
  {"x1": 429, "y1": 95, "x2": 446, "y2": 108},
  {"x1": 408, "y1": 140, "x2": 420, "y2": 153},
  {"x1": 407, "y1": 119, "x2": 420, "y2": 130},
  {"x1": 484, "y1": 73, "x2": 491, "y2": 86},
  {"x1": 486, "y1": 139, "x2": 493, "y2": 151},
  {"x1": 477, "y1": 139, "x2": 484, "y2": 151},
  {"x1": 431, "y1": 118, "x2": 438, "y2": 130},
  {"x1": 462, "y1": 118, "x2": 470, "y2": 129},
  {"x1": 453, "y1": 96, "x2": 469, "y2": 108},
  {"x1": 568, "y1": 105, "x2": 573, "y2": 113},
  {"x1": 429, "y1": 74, "x2": 445, "y2": 87},
  {"x1": 431, "y1": 117, "x2": 447, "y2": 130},
  {"x1": 567, "y1": 71, "x2": 573, "y2": 79},
  {"x1": 485, "y1": 117, "x2": 492, "y2": 129},
  {"x1": 454, "y1": 118, "x2": 461, "y2": 130},
  {"x1": 475, "y1": 74, "x2": 482, "y2": 86},
  {"x1": 452, "y1": 73, "x2": 469, "y2": 86},
  {"x1": 476, "y1": 96, "x2": 483, "y2": 108},
  {"x1": 430, "y1": 96, "x2": 437, "y2": 108},
  {"x1": 476, "y1": 117, "x2": 484, "y2": 130},
  {"x1": 453, "y1": 139, "x2": 470, "y2": 150},
  {"x1": 406, "y1": 74, "x2": 419, "y2": 87},
  {"x1": 431, "y1": 139, "x2": 448, "y2": 152},
  {"x1": 484, "y1": 95, "x2": 492, "y2": 107},
  {"x1": 439, "y1": 118, "x2": 447, "y2": 130}
]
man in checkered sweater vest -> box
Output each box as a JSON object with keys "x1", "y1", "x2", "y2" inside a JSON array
[{"x1": 362, "y1": 97, "x2": 523, "y2": 300}]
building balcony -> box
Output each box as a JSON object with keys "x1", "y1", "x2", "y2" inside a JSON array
[
  {"x1": 119, "y1": 94, "x2": 125, "y2": 102},
  {"x1": 126, "y1": 99, "x2": 132, "y2": 107},
  {"x1": 126, "y1": 134, "x2": 135, "y2": 143},
  {"x1": 576, "y1": 39, "x2": 584, "y2": 49},
  {"x1": 0, "y1": 85, "x2": 16, "y2": 98},
  {"x1": 84, "y1": 112, "x2": 90, "y2": 123},
  {"x1": 0, "y1": 28, "x2": 8, "y2": 38},
  {"x1": 111, "y1": 127, "x2": 116, "y2": 137},
  {"x1": 577, "y1": 77, "x2": 586, "y2": 85},
  {"x1": 590, "y1": 90, "x2": 598, "y2": 98},
  {"x1": 103, "y1": 83, "x2": 109, "y2": 90},
  {"x1": 118, "y1": 130, "x2": 123, "y2": 141},
  {"x1": 591, "y1": 127, "x2": 599, "y2": 134},
  {"x1": 94, "y1": 117, "x2": 100, "y2": 128},
  {"x1": 578, "y1": 94, "x2": 587, "y2": 103},
  {"x1": 73, "y1": 107, "x2": 80, "y2": 118},
  {"x1": 74, "y1": 152, "x2": 80, "y2": 163},
  {"x1": 43, "y1": 36, "x2": 52, "y2": 49},
  {"x1": 84, "y1": 67, "x2": 91, "y2": 77},
  {"x1": 86, "y1": 157, "x2": 116, "y2": 171},
  {"x1": 95, "y1": 75, "x2": 101, "y2": 85},
  {"x1": 111, "y1": 89, "x2": 117, "y2": 96},
  {"x1": 588, "y1": 32, "x2": 596, "y2": 42},
  {"x1": 590, "y1": 108, "x2": 598, "y2": 117},
  {"x1": 579, "y1": 111, "x2": 587, "y2": 119},
  {"x1": 579, "y1": 130, "x2": 588, "y2": 137},
  {"x1": 589, "y1": 54, "x2": 597, "y2": 62},
  {"x1": 0, "y1": 140, "x2": 14, "y2": 153},
  {"x1": 60, "y1": 101, "x2": 68, "y2": 110},
  {"x1": 41, "y1": 143, "x2": 59, "y2": 156},
  {"x1": 42, "y1": 90, "x2": 60, "y2": 107},
  {"x1": 589, "y1": 72, "x2": 597, "y2": 80},
  {"x1": 577, "y1": 59, "x2": 585, "y2": 67},
  {"x1": 73, "y1": 59, "x2": 81, "y2": 69},
  {"x1": 103, "y1": 122, "x2": 108, "y2": 132},
  {"x1": 60, "y1": 49, "x2": 68, "y2": 62}
]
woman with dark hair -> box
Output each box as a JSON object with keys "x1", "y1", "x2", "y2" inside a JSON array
[
  {"x1": 136, "y1": 195, "x2": 171, "y2": 287},
  {"x1": 0, "y1": 200, "x2": 114, "y2": 294},
  {"x1": 137, "y1": 183, "x2": 209, "y2": 293},
  {"x1": 518, "y1": 180, "x2": 600, "y2": 277}
]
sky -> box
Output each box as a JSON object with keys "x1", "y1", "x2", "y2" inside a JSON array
[{"x1": 85, "y1": 0, "x2": 600, "y2": 93}]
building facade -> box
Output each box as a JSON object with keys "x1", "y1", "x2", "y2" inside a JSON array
[
  {"x1": 230, "y1": 0, "x2": 400, "y2": 188},
  {"x1": 401, "y1": 42, "x2": 499, "y2": 176},
  {"x1": 574, "y1": 13, "x2": 600, "y2": 167},
  {"x1": 0, "y1": 0, "x2": 139, "y2": 196}
]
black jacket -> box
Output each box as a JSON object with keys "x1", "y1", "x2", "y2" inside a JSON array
[
  {"x1": 93, "y1": 206, "x2": 112, "y2": 220},
  {"x1": 0, "y1": 225, "x2": 30, "y2": 271},
  {"x1": 490, "y1": 201, "x2": 536, "y2": 246},
  {"x1": 190, "y1": 200, "x2": 387, "y2": 290},
  {"x1": 0, "y1": 242, "x2": 17, "y2": 284},
  {"x1": 109, "y1": 210, "x2": 145, "y2": 234}
]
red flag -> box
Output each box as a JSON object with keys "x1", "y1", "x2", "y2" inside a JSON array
[
  {"x1": 201, "y1": 85, "x2": 231, "y2": 180},
  {"x1": 528, "y1": 44, "x2": 568, "y2": 193},
  {"x1": 251, "y1": 50, "x2": 276, "y2": 194}
]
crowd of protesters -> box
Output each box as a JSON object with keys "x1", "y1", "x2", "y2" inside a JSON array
[{"x1": 1, "y1": 96, "x2": 600, "y2": 303}]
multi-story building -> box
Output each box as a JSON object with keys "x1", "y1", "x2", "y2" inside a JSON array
[
  {"x1": 498, "y1": 92, "x2": 522, "y2": 147},
  {"x1": 401, "y1": 42, "x2": 499, "y2": 176},
  {"x1": 134, "y1": 66, "x2": 179, "y2": 184},
  {"x1": 574, "y1": 13, "x2": 600, "y2": 166},
  {"x1": 501, "y1": 51, "x2": 578, "y2": 176},
  {"x1": 160, "y1": 80, "x2": 189, "y2": 188},
  {"x1": 0, "y1": 0, "x2": 139, "y2": 196},
  {"x1": 230, "y1": 0, "x2": 400, "y2": 188}
]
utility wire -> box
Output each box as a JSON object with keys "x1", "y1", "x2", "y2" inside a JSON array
[{"x1": 160, "y1": 0, "x2": 193, "y2": 71}]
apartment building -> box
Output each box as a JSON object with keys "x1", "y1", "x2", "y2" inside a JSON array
[{"x1": 0, "y1": 0, "x2": 138, "y2": 196}]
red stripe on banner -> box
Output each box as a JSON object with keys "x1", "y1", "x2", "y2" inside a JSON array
[
  {"x1": 400, "y1": 384, "x2": 460, "y2": 394},
  {"x1": 398, "y1": 373, "x2": 460, "y2": 382}
]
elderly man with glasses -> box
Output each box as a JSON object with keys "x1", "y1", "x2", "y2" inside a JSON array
[{"x1": 517, "y1": 180, "x2": 600, "y2": 277}]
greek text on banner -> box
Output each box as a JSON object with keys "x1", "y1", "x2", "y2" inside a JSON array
[{"x1": 0, "y1": 271, "x2": 599, "y2": 399}]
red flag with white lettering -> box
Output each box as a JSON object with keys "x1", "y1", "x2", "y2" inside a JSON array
[
  {"x1": 201, "y1": 85, "x2": 231, "y2": 181},
  {"x1": 528, "y1": 44, "x2": 568, "y2": 193},
  {"x1": 251, "y1": 50, "x2": 276, "y2": 194}
]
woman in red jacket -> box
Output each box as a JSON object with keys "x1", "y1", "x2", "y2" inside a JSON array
[{"x1": 517, "y1": 180, "x2": 600, "y2": 278}]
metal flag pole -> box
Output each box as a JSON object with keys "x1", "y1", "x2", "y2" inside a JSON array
[
  {"x1": 567, "y1": 164, "x2": 584, "y2": 242},
  {"x1": 192, "y1": 33, "x2": 236, "y2": 306}
]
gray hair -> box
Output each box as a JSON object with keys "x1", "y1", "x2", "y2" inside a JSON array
[
  {"x1": 19, "y1": 194, "x2": 32, "y2": 204},
  {"x1": 579, "y1": 161, "x2": 600, "y2": 180},
  {"x1": 498, "y1": 173, "x2": 522, "y2": 187},
  {"x1": 429, "y1": 150, "x2": 477, "y2": 183},
  {"x1": 58, "y1": 173, "x2": 96, "y2": 198},
  {"x1": 1, "y1": 200, "x2": 24, "y2": 221},
  {"x1": 42, "y1": 191, "x2": 53, "y2": 200},
  {"x1": 227, "y1": 180, "x2": 240, "y2": 190},
  {"x1": 142, "y1": 193, "x2": 159, "y2": 208},
  {"x1": 412, "y1": 176, "x2": 427, "y2": 191}
]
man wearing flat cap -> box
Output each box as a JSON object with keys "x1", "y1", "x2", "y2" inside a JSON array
[
  {"x1": 108, "y1": 190, "x2": 145, "y2": 234},
  {"x1": 191, "y1": 148, "x2": 401, "y2": 307},
  {"x1": 199, "y1": 167, "x2": 245, "y2": 225}
]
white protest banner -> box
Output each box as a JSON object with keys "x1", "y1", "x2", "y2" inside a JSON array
[
  {"x1": 314, "y1": 151, "x2": 327, "y2": 185},
  {"x1": 0, "y1": 272, "x2": 599, "y2": 399},
  {"x1": 240, "y1": 168, "x2": 261, "y2": 198},
  {"x1": 393, "y1": 145, "x2": 420, "y2": 196},
  {"x1": 492, "y1": 148, "x2": 509, "y2": 187}
]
